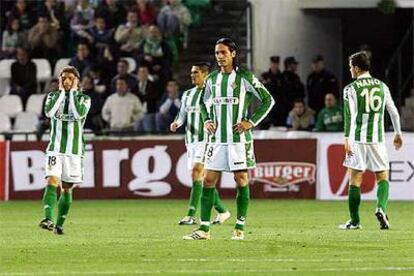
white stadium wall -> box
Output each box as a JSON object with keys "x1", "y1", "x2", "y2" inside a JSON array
[{"x1": 249, "y1": 0, "x2": 343, "y2": 85}]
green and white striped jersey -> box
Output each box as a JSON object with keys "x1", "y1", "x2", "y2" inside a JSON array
[
  {"x1": 174, "y1": 86, "x2": 205, "y2": 145},
  {"x1": 200, "y1": 69, "x2": 275, "y2": 144},
  {"x1": 343, "y1": 72, "x2": 401, "y2": 143},
  {"x1": 44, "y1": 90, "x2": 91, "y2": 156}
]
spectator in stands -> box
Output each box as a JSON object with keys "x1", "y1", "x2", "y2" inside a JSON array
[
  {"x1": 401, "y1": 88, "x2": 414, "y2": 131},
  {"x1": 135, "y1": 0, "x2": 158, "y2": 27},
  {"x1": 261, "y1": 56, "x2": 286, "y2": 126},
  {"x1": 135, "y1": 25, "x2": 173, "y2": 84},
  {"x1": 155, "y1": 79, "x2": 181, "y2": 133},
  {"x1": 69, "y1": 42, "x2": 94, "y2": 77},
  {"x1": 286, "y1": 98, "x2": 315, "y2": 131},
  {"x1": 10, "y1": 47, "x2": 37, "y2": 107},
  {"x1": 315, "y1": 93, "x2": 343, "y2": 132},
  {"x1": 157, "y1": 0, "x2": 192, "y2": 48},
  {"x1": 7, "y1": 0, "x2": 34, "y2": 31},
  {"x1": 135, "y1": 64, "x2": 161, "y2": 132},
  {"x1": 86, "y1": 16, "x2": 115, "y2": 58},
  {"x1": 306, "y1": 55, "x2": 338, "y2": 115},
  {"x1": 70, "y1": 0, "x2": 95, "y2": 42},
  {"x1": 282, "y1": 56, "x2": 305, "y2": 113},
  {"x1": 28, "y1": 14, "x2": 60, "y2": 63},
  {"x1": 95, "y1": 0, "x2": 126, "y2": 29},
  {"x1": 110, "y1": 59, "x2": 138, "y2": 93},
  {"x1": 1, "y1": 18, "x2": 26, "y2": 59},
  {"x1": 95, "y1": 45, "x2": 119, "y2": 94},
  {"x1": 115, "y1": 11, "x2": 144, "y2": 56},
  {"x1": 102, "y1": 77, "x2": 145, "y2": 131},
  {"x1": 37, "y1": 0, "x2": 66, "y2": 31},
  {"x1": 88, "y1": 65, "x2": 109, "y2": 97},
  {"x1": 82, "y1": 75, "x2": 105, "y2": 133}
]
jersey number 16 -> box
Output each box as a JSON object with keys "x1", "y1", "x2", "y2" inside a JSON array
[{"x1": 360, "y1": 87, "x2": 382, "y2": 113}]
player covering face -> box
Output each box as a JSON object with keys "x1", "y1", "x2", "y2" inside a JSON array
[
  {"x1": 39, "y1": 66, "x2": 91, "y2": 235},
  {"x1": 170, "y1": 64, "x2": 231, "y2": 226},
  {"x1": 339, "y1": 51, "x2": 403, "y2": 230},
  {"x1": 183, "y1": 38, "x2": 275, "y2": 240}
]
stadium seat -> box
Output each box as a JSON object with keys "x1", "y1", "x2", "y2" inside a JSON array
[
  {"x1": 13, "y1": 111, "x2": 39, "y2": 132},
  {"x1": 123, "y1": 57, "x2": 137, "y2": 73},
  {"x1": 26, "y1": 94, "x2": 46, "y2": 117},
  {"x1": 11, "y1": 133, "x2": 37, "y2": 141},
  {"x1": 32, "y1": 59, "x2": 52, "y2": 81},
  {"x1": 0, "y1": 95, "x2": 23, "y2": 118},
  {"x1": 0, "y1": 59, "x2": 14, "y2": 96},
  {"x1": 0, "y1": 112, "x2": 11, "y2": 132},
  {"x1": 0, "y1": 59, "x2": 14, "y2": 79},
  {"x1": 54, "y1": 58, "x2": 71, "y2": 77}
]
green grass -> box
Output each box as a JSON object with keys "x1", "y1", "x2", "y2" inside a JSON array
[{"x1": 0, "y1": 200, "x2": 413, "y2": 275}]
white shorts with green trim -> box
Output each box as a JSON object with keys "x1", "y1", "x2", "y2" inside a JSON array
[
  {"x1": 343, "y1": 142, "x2": 389, "y2": 172},
  {"x1": 45, "y1": 152, "x2": 83, "y2": 183},
  {"x1": 186, "y1": 142, "x2": 207, "y2": 170},
  {"x1": 204, "y1": 142, "x2": 256, "y2": 172}
]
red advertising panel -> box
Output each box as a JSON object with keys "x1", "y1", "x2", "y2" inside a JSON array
[
  {"x1": 8, "y1": 139, "x2": 317, "y2": 200},
  {"x1": 0, "y1": 141, "x2": 7, "y2": 201}
]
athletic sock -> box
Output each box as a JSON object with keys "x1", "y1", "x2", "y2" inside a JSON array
[
  {"x1": 348, "y1": 185, "x2": 361, "y2": 225},
  {"x1": 213, "y1": 188, "x2": 227, "y2": 213},
  {"x1": 235, "y1": 185, "x2": 250, "y2": 231},
  {"x1": 42, "y1": 185, "x2": 57, "y2": 220},
  {"x1": 56, "y1": 191, "x2": 73, "y2": 227},
  {"x1": 377, "y1": 180, "x2": 389, "y2": 212},
  {"x1": 199, "y1": 187, "x2": 215, "y2": 232},
  {"x1": 187, "y1": 180, "x2": 203, "y2": 217}
]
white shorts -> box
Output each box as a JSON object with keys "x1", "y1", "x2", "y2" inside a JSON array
[
  {"x1": 186, "y1": 142, "x2": 207, "y2": 170},
  {"x1": 45, "y1": 152, "x2": 83, "y2": 183},
  {"x1": 343, "y1": 142, "x2": 389, "y2": 172},
  {"x1": 204, "y1": 142, "x2": 256, "y2": 172}
]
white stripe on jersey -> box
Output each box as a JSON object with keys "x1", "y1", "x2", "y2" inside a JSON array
[
  {"x1": 360, "y1": 114, "x2": 369, "y2": 143},
  {"x1": 66, "y1": 120, "x2": 74, "y2": 154},
  {"x1": 215, "y1": 73, "x2": 223, "y2": 142},
  {"x1": 348, "y1": 86, "x2": 357, "y2": 142},
  {"x1": 226, "y1": 71, "x2": 236, "y2": 143},
  {"x1": 372, "y1": 113, "x2": 380, "y2": 143},
  {"x1": 55, "y1": 119, "x2": 62, "y2": 152}
]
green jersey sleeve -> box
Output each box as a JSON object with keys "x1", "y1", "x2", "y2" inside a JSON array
[
  {"x1": 343, "y1": 85, "x2": 353, "y2": 138},
  {"x1": 242, "y1": 71, "x2": 275, "y2": 127},
  {"x1": 69, "y1": 90, "x2": 91, "y2": 120},
  {"x1": 44, "y1": 91, "x2": 65, "y2": 118}
]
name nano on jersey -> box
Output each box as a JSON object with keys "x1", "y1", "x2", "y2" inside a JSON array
[
  {"x1": 200, "y1": 69, "x2": 275, "y2": 144},
  {"x1": 44, "y1": 90, "x2": 91, "y2": 156},
  {"x1": 343, "y1": 73, "x2": 396, "y2": 144}
]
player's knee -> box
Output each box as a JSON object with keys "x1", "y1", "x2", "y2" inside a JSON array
[
  {"x1": 376, "y1": 171, "x2": 388, "y2": 182},
  {"x1": 47, "y1": 176, "x2": 60, "y2": 187},
  {"x1": 234, "y1": 172, "x2": 249, "y2": 187},
  {"x1": 61, "y1": 182, "x2": 74, "y2": 191},
  {"x1": 191, "y1": 166, "x2": 204, "y2": 181},
  {"x1": 203, "y1": 174, "x2": 217, "y2": 187}
]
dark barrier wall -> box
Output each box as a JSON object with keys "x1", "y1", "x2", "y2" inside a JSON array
[{"x1": 6, "y1": 139, "x2": 317, "y2": 200}]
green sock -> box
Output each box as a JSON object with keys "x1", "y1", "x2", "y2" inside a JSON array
[
  {"x1": 348, "y1": 185, "x2": 361, "y2": 225},
  {"x1": 235, "y1": 185, "x2": 250, "y2": 231},
  {"x1": 187, "y1": 180, "x2": 203, "y2": 217},
  {"x1": 213, "y1": 188, "x2": 227, "y2": 213},
  {"x1": 377, "y1": 180, "x2": 389, "y2": 212},
  {"x1": 56, "y1": 191, "x2": 73, "y2": 227},
  {"x1": 199, "y1": 187, "x2": 215, "y2": 232},
  {"x1": 42, "y1": 185, "x2": 57, "y2": 220}
]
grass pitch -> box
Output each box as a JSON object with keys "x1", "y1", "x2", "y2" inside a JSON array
[{"x1": 0, "y1": 200, "x2": 413, "y2": 275}]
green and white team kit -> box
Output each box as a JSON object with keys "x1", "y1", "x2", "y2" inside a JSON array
[
  {"x1": 200, "y1": 69, "x2": 275, "y2": 171},
  {"x1": 343, "y1": 72, "x2": 401, "y2": 171},
  {"x1": 44, "y1": 90, "x2": 91, "y2": 182},
  {"x1": 174, "y1": 87, "x2": 207, "y2": 169}
]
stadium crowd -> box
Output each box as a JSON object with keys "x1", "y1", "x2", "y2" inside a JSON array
[{"x1": 0, "y1": 0, "x2": 412, "y2": 135}]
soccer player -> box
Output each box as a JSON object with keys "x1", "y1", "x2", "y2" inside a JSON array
[
  {"x1": 183, "y1": 38, "x2": 275, "y2": 240},
  {"x1": 340, "y1": 51, "x2": 402, "y2": 230},
  {"x1": 39, "y1": 66, "x2": 91, "y2": 235},
  {"x1": 170, "y1": 62, "x2": 231, "y2": 226}
]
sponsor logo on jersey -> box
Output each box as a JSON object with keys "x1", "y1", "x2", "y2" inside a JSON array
[
  {"x1": 185, "y1": 106, "x2": 200, "y2": 113},
  {"x1": 250, "y1": 162, "x2": 316, "y2": 187},
  {"x1": 212, "y1": 97, "x2": 239, "y2": 105}
]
